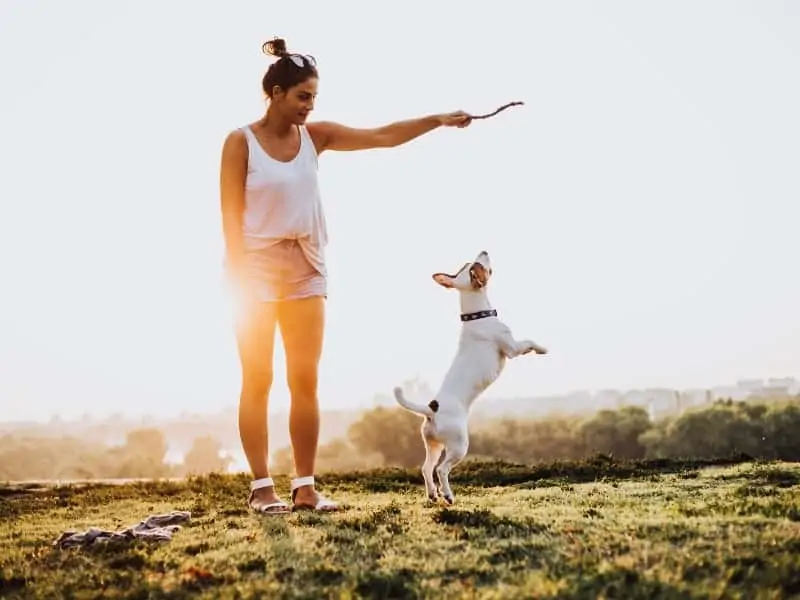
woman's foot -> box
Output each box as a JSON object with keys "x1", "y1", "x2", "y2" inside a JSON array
[
  {"x1": 248, "y1": 477, "x2": 291, "y2": 514},
  {"x1": 290, "y1": 476, "x2": 340, "y2": 512}
]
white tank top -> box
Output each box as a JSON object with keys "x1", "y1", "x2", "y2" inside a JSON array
[{"x1": 240, "y1": 124, "x2": 329, "y2": 275}]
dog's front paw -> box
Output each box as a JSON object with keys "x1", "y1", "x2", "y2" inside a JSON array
[{"x1": 521, "y1": 341, "x2": 548, "y2": 355}]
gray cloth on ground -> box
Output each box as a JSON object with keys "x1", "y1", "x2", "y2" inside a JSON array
[{"x1": 53, "y1": 510, "x2": 192, "y2": 549}]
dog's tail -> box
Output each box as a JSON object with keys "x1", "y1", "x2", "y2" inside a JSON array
[{"x1": 393, "y1": 386, "x2": 437, "y2": 419}]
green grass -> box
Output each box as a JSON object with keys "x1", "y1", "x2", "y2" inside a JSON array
[{"x1": 1, "y1": 457, "x2": 799, "y2": 599}]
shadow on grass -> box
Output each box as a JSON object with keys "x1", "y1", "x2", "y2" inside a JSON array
[
  {"x1": 354, "y1": 569, "x2": 418, "y2": 600},
  {"x1": 747, "y1": 465, "x2": 800, "y2": 488},
  {"x1": 555, "y1": 567, "x2": 686, "y2": 600},
  {"x1": 323, "y1": 453, "x2": 762, "y2": 493},
  {"x1": 431, "y1": 506, "x2": 549, "y2": 539}
]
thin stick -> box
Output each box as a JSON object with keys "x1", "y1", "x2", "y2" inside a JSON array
[{"x1": 468, "y1": 101, "x2": 525, "y2": 120}]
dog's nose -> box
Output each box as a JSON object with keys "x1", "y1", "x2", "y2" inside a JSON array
[{"x1": 479, "y1": 250, "x2": 488, "y2": 257}]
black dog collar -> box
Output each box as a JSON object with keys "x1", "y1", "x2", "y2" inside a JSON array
[{"x1": 460, "y1": 309, "x2": 498, "y2": 322}]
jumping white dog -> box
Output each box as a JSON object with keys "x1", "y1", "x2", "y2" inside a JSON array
[{"x1": 393, "y1": 250, "x2": 548, "y2": 505}]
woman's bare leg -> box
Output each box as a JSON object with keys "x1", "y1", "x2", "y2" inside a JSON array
[
  {"x1": 277, "y1": 296, "x2": 328, "y2": 506},
  {"x1": 235, "y1": 300, "x2": 287, "y2": 510}
]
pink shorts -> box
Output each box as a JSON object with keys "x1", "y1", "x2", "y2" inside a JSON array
[{"x1": 242, "y1": 239, "x2": 327, "y2": 302}]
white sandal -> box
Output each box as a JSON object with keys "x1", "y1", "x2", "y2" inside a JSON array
[
  {"x1": 290, "y1": 475, "x2": 340, "y2": 512},
  {"x1": 248, "y1": 477, "x2": 290, "y2": 514}
]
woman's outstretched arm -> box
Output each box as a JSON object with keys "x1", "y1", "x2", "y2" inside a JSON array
[{"x1": 307, "y1": 111, "x2": 472, "y2": 153}]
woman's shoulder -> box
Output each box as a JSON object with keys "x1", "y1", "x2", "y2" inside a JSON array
[
  {"x1": 221, "y1": 126, "x2": 251, "y2": 164},
  {"x1": 227, "y1": 123, "x2": 257, "y2": 140},
  {"x1": 304, "y1": 121, "x2": 331, "y2": 155},
  {"x1": 224, "y1": 124, "x2": 258, "y2": 147}
]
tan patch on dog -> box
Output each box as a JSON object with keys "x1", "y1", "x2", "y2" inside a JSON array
[{"x1": 469, "y1": 263, "x2": 489, "y2": 289}]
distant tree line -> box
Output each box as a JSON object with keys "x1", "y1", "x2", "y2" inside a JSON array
[
  {"x1": 1, "y1": 396, "x2": 797, "y2": 481},
  {"x1": 270, "y1": 396, "x2": 800, "y2": 473},
  {"x1": 0, "y1": 429, "x2": 231, "y2": 481}
]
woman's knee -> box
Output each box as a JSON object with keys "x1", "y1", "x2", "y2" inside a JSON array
[
  {"x1": 241, "y1": 369, "x2": 274, "y2": 404},
  {"x1": 235, "y1": 302, "x2": 278, "y2": 404},
  {"x1": 287, "y1": 361, "x2": 319, "y2": 400}
]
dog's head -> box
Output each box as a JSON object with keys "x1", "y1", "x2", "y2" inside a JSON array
[{"x1": 432, "y1": 250, "x2": 493, "y2": 292}]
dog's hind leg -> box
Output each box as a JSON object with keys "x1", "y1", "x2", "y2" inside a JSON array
[
  {"x1": 420, "y1": 420, "x2": 443, "y2": 501},
  {"x1": 437, "y1": 438, "x2": 469, "y2": 505},
  {"x1": 422, "y1": 440, "x2": 444, "y2": 502}
]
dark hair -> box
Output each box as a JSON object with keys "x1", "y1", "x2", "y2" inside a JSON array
[{"x1": 261, "y1": 37, "x2": 319, "y2": 98}]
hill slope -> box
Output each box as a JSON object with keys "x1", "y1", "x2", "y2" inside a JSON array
[{"x1": 1, "y1": 457, "x2": 799, "y2": 599}]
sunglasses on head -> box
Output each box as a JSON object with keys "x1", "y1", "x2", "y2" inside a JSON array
[
  {"x1": 261, "y1": 40, "x2": 317, "y2": 69},
  {"x1": 286, "y1": 53, "x2": 317, "y2": 69}
]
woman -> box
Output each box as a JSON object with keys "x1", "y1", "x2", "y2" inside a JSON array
[{"x1": 219, "y1": 37, "x2": 473, "y2": 513}]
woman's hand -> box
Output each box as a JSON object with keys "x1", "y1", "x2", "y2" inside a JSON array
[
  {"x1": 437, "y1": 111, "x2": 473, "y2": 128},
  {"x1": 224, "y1": 257, "x2": 254, "y2": 304}
]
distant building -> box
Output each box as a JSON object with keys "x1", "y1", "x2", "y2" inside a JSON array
[
  {"x1": 731, "y1": 377, "x2": 798, "y2": 400},
  {"x1": 757, "y1": 378, "x2": 796, "y2": 399},
  {"x1": 621, "y1": 389, "x2": 648, "y2": 408},
  {"x1": 643, "y1": 388, "x2": 679, "y2": 419},
  {"x1": 678, "y1": 389, "x2": 710, "y2": 412},
  {"x1": 710, "y1": 386, "x2": 749, "y2": 401},
  {"x1": 593, "y1": 389, "x2": 623, "y2": 409},
  {"x1": 766, "y1": 377, "x2": 799, "y2": 395},
  {"x1": 736, "y1": 379, "x2": 764, "y2": 393}
]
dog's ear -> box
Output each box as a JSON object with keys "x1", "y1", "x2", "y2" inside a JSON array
[{"x1": 432, "y1": 273, "x2": 454, "y2": 288}]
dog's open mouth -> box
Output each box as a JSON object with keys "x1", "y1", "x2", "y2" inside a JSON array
[{"x1": 469, "y1": 263, "x2": 489, "y2": 289}]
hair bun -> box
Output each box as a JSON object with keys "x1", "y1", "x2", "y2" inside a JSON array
[{"x1": 262, "y1": 37, "x2": 288, "y2": 58}]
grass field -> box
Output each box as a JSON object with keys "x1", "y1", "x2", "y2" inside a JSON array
[{"x1": 1, "y1": 457, "x2": 799, "y2": 599}]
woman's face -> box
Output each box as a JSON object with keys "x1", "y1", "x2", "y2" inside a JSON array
[{"x1": 272, "y1": 77, "x2": 318, "y2": 125}]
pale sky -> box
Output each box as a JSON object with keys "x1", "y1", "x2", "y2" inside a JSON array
[{"x1": 1, "y1": 1, "x2": 798, "y2": 422}]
